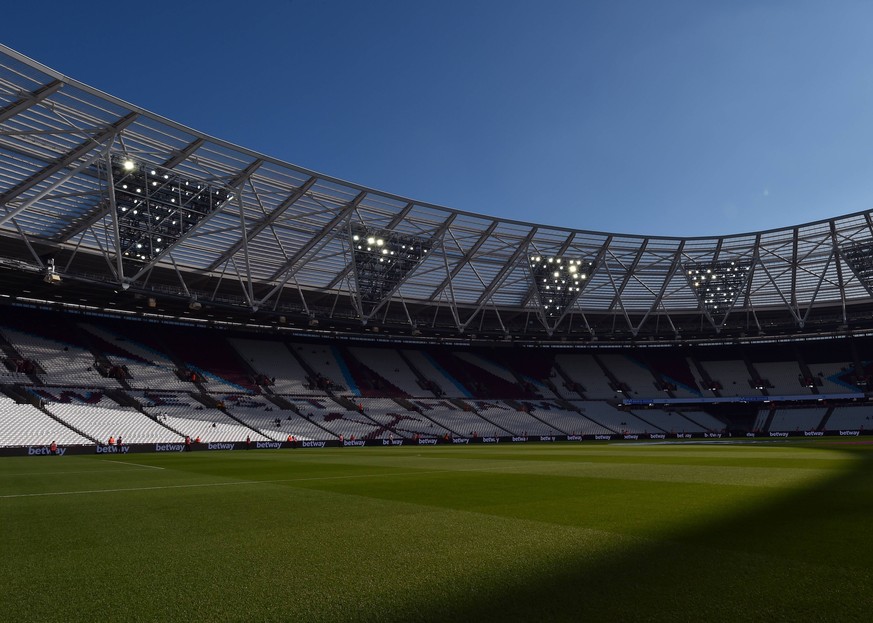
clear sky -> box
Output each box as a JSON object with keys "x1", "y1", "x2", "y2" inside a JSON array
[{"x1": 5, "y1": 0, "x2": 873, "y2": 237}]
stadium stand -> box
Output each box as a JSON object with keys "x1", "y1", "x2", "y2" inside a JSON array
[
  {"x1": 0, "y1": 395, "x2": 92, "y2": 446},
  {"x1": 2, "y1": 44, "x2": 873, "y2": 453}
]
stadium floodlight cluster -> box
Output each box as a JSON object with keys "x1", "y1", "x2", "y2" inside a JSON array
[
  {"x1": 685, "y1": 259, "x2": 751, "y2": 323},
  {"x1": 529, "y1": 255, "x2": 595, "y2": 321},
  {"x1": 109, "y1": 155, "x2": 232, "y2": 263},
  {"x1": 350, "y1": 225, "x2": 432, "y2": 308},
  {"x1": 840, "y1": 240, "x2": 873, "y2": 293}
]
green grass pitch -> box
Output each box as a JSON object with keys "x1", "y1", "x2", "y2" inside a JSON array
[{"x1": 1, "y1": 441, "x2": 872, "y2": 622}]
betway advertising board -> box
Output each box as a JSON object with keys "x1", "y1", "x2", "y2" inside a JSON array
[{"x1": 2, "y1": 430, "x2": 868, "y2": 456}]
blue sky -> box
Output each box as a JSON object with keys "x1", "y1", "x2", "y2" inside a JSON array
[{"x1": 5, "y1": 1, "x2": 873, "y2": 236}]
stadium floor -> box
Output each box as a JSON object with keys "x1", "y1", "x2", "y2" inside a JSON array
[{"x1": 1, "y1": 441, "x2": 871, "y2": 622}]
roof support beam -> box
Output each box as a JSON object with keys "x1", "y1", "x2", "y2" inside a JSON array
[
  {"x1": 162, "y1": 137, "x2": 205, "y2": 169},
  {"x1": 789, "y1": 227, "x2": 799, "y2": 310},
  {"x1": 256, "y1": 191, "x2": 366, "y2": 306},
  {"x1": 829, "y1": 221, "x2": 849, "y2": 324},
  {"x1": 0, "y1": 149, "x2": 106, "y2": 229},
  {"x1": 205, "y1": 176, "x2": 317, "y2": 272},
  {"x1": 634, "y1": 240, "x2": 685, "y2": 333},
  {"x1": 0, "y1": 79, "x2": 63, "y2": 126},
  {"x1": 0, "y1": 112, "x2": 137, "y2": 212},
  {"x1": 428, "y1": 220, "x2": 499, "y2": 302},
  {"x1": 460, "y1": 227, "x2": 537, "y2": 330},
  {"x1": 607, "y1": 239, "x2": 648, "y2": 312},
  {"x1": 267, "y1": 190, "x2": 366, "y2": 282}
]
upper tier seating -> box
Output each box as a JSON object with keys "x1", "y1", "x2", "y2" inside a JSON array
[
  {"x1": 697, "y1": 360, "x2": 751, "y2": 397},
  {"x1": 555, "y1": 355, "x2": 616, "y2": 399},
  {"x1": 229, "y1": 338, "x2": 317, "y2": 394},
  {"x1": 400, "y1": 350, "x2": 470, "y2": 398},
  {"x1": 1, "y1": 327, "x2": 118, "y2": 388},
  {"x1": 348, "y1": 348, "x2": 420, "y2": 396},
  {"x1": 291, "y1": 344, "x2": 350, "y2": 393},
  {"x1": 753, "y1": 361, "x2": 812, "y2": 395}
]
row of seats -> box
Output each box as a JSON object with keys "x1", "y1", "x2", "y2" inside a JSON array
[
  {"x1": 3, "y1": 384, "x2": 872, "y2": 446},
  {"x1": 2, "y1": 320, "x2": 869, "y2": 402}
]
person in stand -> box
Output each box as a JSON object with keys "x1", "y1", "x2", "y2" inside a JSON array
[
  {"x1": 116, "y1": 436, "x2": 122, "y2": 447},
  {"x1": 195, "y1": 436, "x2": 201, "y2": 443},
  {"x1": 184, "y1": 435, "x2": 191, "y2": 451},
  {"x1": 246, "y1": 435, "x2": 251, "y2": 449},
  {"x1": 108, "y1": 435, "x2": 115, "y2": 446},
  {"x1": 49, "y1": 440, "x2": 58, "y2": 455}
]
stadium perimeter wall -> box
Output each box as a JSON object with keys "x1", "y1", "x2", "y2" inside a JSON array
[{"x1": 6, "y1": 428, "x2": 870, "y2": 456}]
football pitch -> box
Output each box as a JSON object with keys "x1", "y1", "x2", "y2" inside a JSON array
[{"x1": 1, "y1": 441, "x2": 871, "y2": 622}]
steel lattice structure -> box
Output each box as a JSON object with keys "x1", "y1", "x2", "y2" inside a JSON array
[{"x1": 2, "y1": 43, "x2": 873, "y2": 342}]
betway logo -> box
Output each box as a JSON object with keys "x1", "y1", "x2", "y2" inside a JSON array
[
  {"x1": 594, "y1": 435, "x2": 612, "y2": 440},
  {"x1": 566, "y1": 435, "x2": 582, "y2": 441},
  {"x1": 343, "y1": 440, "x2": 365, "y2": 447},
  {"x1": 840, "y1": 430, "x2": 861, "y2": 436},
  {"x1": 623, "y1": 434, "x2": 639, "y2": 440},
  {"x1": 539, "y1": 436, "x2": 555, "y2": 442},
  {"x1": 769, "y1": 432, "x2": 789, "y2": 438},
  {"x1": 482, "y1": 437, "x2": 500, "y2": 444},
  {"x1": 382, "y1": 439, "x2": 404, "y2": 446},
  {"x1": 302, "y1": 441, "x2": 326, "y2": 448},
  {"x1": 676, "y1": 433, "x2": 693, "y2": 439},
  {"x1": 745, "y1": 432, "x2": 757, "y2": 438},
  {"x1": 28, "y1": 446, "x2": 66, "y2": 456},
  {"x1": 96, "y1": 445, "x2": 129, "y2": 454},
  {"x1": 649, "y1": 434, "x2": 666, "y2": 440},
  {"x1": 155, "y1": 443, "x2": 184, "y2": 452},
  {"x1": 208, "y1": 443, "x2": 235, "y2": 451},
  {"x1": 256, "y1": 441, "x2": 282, "y2": 449},
  {"x1": 452, "y1": 438, "x2": 470, "y2": 444},
  {"x1": 417, "y1": 438, "x2": 437, "y2": 445},
  {"x1": 803, "y1": 431, "x2": 824, "y2": 437},
  {"x1": 703, "y1": 433, "x2": 722, "y2": 438},
  {"x1": 511, "y1": 436, "x2": 528, "y2": 442}
]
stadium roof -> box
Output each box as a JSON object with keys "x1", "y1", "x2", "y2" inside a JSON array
[{"x1": 2, "y1": 43, "x2": 873, "y2": 342}]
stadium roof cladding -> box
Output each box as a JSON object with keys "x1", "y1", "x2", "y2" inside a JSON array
[{"x1": 2, "y1": 43, "x2": 873, "y2": 342}]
